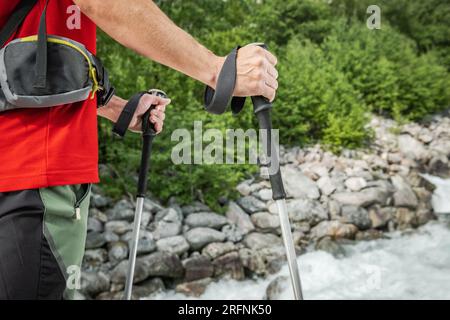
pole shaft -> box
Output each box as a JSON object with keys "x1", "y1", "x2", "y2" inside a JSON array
[
  {"x1": 276, "y1": 199, "x2": 303, "y2": 300},
  {"x1": 124, "y1": 196, "x2": 145, "y2": 300}
]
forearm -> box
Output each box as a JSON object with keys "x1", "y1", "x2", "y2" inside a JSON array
[{"x1": 74, "y1": 0, "x2": 223, "y2": 88}]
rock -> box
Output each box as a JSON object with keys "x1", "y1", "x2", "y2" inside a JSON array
[
  {"x1": 89, "y1": 208, "x2": 108, "y2": 223},
  {"x1": 257, "y1": 189, "x2": 273, "y2": 201},
  {"x1": 80, "y1": 271, "x2": 110, "y2": 296},
  {"x1": 369, "y1": 206, "x2": 394, "y2": 229},
  {"x1": 398, "y1": 134, "x2": 427, "y2": 161},
  {"x1": 239, "y1": 248, "x2": 267, "y2": 275},
  {"x1": 185, "y1": 212, "x2": 228, "y2": 230},
  {"x1": 328, "y1": 200, "x2": 341, "y2": 219},
  {"x1": 185, "y1": 227, "x2": 226, "y2": 250},
  {"x1": 387, "y1": 153, "x2": 402, "y2": 164},
  {"x1": 121, "y1": 230, "x2": 156, "y2": 255},
  {"x1": 332, "y1": 187, "x2": 389, "y2": 208},
  {"x1": 226, "y1": 201, "x2": 255, "y2": 234},
  {"x1": 83, "y1": 249, "x2": 108, "y2": 269},
  {"x1": 156, "y1": 236, "x2": 190, "y2": 256},
  {"x1": 251, "y1": 212, "x2": 280, "y2": 232},
  {"x1": 150, "y1": 220, "x2": 182, "y2": 240},
  {"x1": 391, "y1": 175, "x2": 418, "y2": 209},
  {"x1": 340, "y1": 206, "x2": 371, "y2": 230},
  {"x1": 243, "y1": 232, "x2": 282, "y2": 250},
  {"x1": 175, "y1": 278, "x2": 212, "y2": 297},
  {"x1": 416, "y1": 209, "x2": 436, "y2": 226},
  {"x1": 310, "y1": 221, "x2": 358, "y2": 240},
  {"x1": 91, "y1": 194, "x2": 110, "y2": 209},
  {"x1": 202, "y1": 242, "x2": 237, "y2": 260},
  {"x1": 315, "y1": 237, "x2": 345, "y2": 257},
  {"x1": 132, "y1": 278, "x2": 165, "y2": 298},
  {"x1": 182, "y1": 255, "x2": 214, "y2": 282},
  {"x1": 395, "y1": 208, "x2": 417, "y2": 230},
  {"x1": 181, "y1": 202, "x2": 211, "y2": 215},
  {"x1": 221, "y1": 224, "x2": 244, "y2": 243},
  {"x1": 107, "y1": 241, "x2": 129, "y2": 264},
  {"x1": 316, "y1": 176, "x2": 337, "y2": 196},
  {"x1": 212, "y1": 251, "x2": 245, "y2": 280},
  {"x1": 154, "y1": 207, "x2": 183, "y2": 223},
  {"x1": 265, "y1": 276, "x2": 289, "y2": 300},
  {"x1": 87, "y1": 217, "x2": 103, "y2": 233},
  {"x1": 281, "y1": 165, "x2": 320, "y2": 199},
  {"x1": 104, "y1": 231, "x2": 120, "y2": 243},
  {"x1": 106, "y1": 199, "x2": 135, "y2": 221},
  {"x1": 110, "y1": 251, "x2": 184, "y2": 284},
  {"x1": 428, "y1": 155, "x2": 449, "y2": 177},
  {"x1": 283, "y1": 199, "x2": 328, "y2": 226},
  {"x1": 355, "y1": 229, "x2": 386, "y2": 241},
  {"x1": 237, "y1": 196, "x2": 266, "y2": 214},
  {"x1": 85, "y1": 231, "x2": 107, "y2": 249},
  {"x1": 104, "y1": 221, "x2": 132, "y2": 235},
  {"x1": 236, "y1": 181, "x2": 252, "y2": 196},
  {"x1": 345, "y1": 177, "x2": 367, "y2": 192},
  {"x1": 143, "y1": 198, "x2": 164, "y2": 214}
]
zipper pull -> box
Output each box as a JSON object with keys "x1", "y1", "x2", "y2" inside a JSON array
[{"x1": 75, "y1": 206, "x2": 81, "y2": 220}]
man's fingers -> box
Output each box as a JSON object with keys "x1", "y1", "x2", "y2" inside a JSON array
[
  {"x1": 267, "y1": 63, "x2": 278, "y2": 79},
  {"x1": 262, "y1": 84, "x2": 276, "y2": 102},
  {"x1": 150, "y1": 115, "x2": 163, "y2": 133},
  {"x1": 264, "y1": 49, "x2": 278, "y2": 66},
  {"x1": 265, "y1": 75, "x2": 278, "y2": 91},
  {"x1": 151, "y1": 109, "x2": 166, "y2": 121}
]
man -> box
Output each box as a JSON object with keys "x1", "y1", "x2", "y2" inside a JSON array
[{"x1": 0, "y1": 0, "x2": 278, "y2": 299}]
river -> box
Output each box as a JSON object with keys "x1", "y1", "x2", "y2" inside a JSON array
[{"x1": 151, "y1": 178, "x2": 450, "y2": 300}]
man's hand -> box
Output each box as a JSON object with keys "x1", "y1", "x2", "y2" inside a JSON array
[
  {"x1": 216, "y1": 44, "x2": 279, "y2": 102},
  {"x1": 98, "y1": 94, "x2": 171, "y2": 134},
  {"x1": 74, "y1": 1, "x2": 279, "y2": 103}
]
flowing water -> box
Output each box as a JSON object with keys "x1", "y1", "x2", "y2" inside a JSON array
[{"x1": 150, "y1": 178, "x2": 450, "y2": 300}]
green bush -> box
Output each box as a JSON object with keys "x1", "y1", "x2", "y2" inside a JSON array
[
  {"x1": 274, "y1": 39, "x2": 370, "y2": 152},
  {"x1": 96, "y1": 1, "x2": 450, "y2": 208}
]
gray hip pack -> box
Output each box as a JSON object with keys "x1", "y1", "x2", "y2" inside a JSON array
[{"x1": 0, "y1": 0, "x2": 114, "y2": 113}]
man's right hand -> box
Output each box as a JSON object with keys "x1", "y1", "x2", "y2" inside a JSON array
[{"x1": 215, "y1": 44, "x2": 279, "y2": 102}]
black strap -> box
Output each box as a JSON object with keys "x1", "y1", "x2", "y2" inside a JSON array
[
  {"x1": 0, "y1": 0, "x2": 39, "y2": 48},
  {"x1": 204, "y1": 46, "x2": 247, "y2": 115},
  {"x1": 112, "y1": 92, "x2": 146, "y2": 137},
  {"x1": 33, "y1": 0, "x2": 49, "y2": 88}
]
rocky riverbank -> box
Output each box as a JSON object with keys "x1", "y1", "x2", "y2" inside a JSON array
[{"x1": 78, "y1": 114, "x2": 450, "y2": 300}]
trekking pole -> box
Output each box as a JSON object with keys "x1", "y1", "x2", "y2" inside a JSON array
[
  {"x1": 123, "y1": 89, "x2": 168, "y2": 300},
  {"x1": 252, "y1": 97, "x2": 304, "y2": 301},
  {"x1": 252, "y1": 44, "x2": 303, "y2": 300},
  {"x1": 203, "y1": 43, "x2": 303, "y2": 300}
]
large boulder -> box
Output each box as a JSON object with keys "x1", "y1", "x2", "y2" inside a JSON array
[
  {"x1": 281, "y1": 165, "x2": 320, "y2": 199},
  {"x1": 310, "y1": 221, "x2": 358, "y2": 240},
  {"x1": 175, "y1": 278, "x2": 212, "y2": 297},
  {"x1": 226, "y1": 201, "x2": 255, "y2": 234},
  {"x1": 243, "y1": 232, "x2": 282, "y2": 250},
  {"x1": 275, "y1": 199, "x2": 329, "y2": 226},
  {"x1": 340, "y1": 205, "x2": 371, "y2": 230},
  {"x1": 110, "y1": 251, "x2": 184, "y2": 284},
  {"x1": 80, "y1": 271, "x2": 110, "y2": 297},
  {"x1": 398, "y1": 134, "x2": 427, "y2": 161},
  {"x1": 212, "y1": 251, "x2": 245, "y2": 280},
  {"x1": 182, "y1": 255, "x2": 214, "y2": 282},
  {"x1": 391, "y1": 175, "x2": 419, "y2": 209},
  {"x1": 185, "y1": 227, "x2": 226, "y2": 250},
  {"x1": 237, "y1": 196, "x2": 266, "y2": 214},
  {"x1": 106, "y1": 199, "x2": 135, "y2": 221},
  {"x1": 185, "y1": 212, "x2": 228, "y2": 230},
  {"x1": 332, "y1": 187, "x2": 390, "y2": 208},
  {"x1": 251, "y1": 212, "x2": 280, "y2": 232},
  {"x1": 156, "y1": 236, "x2": 190, "y2": 256}
]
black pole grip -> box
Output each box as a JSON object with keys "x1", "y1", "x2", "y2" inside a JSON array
[
  {"x1": 136, "y1": 89, "x2": 168, "y2": 197},
  {"x1": 251, "y1": 44, "x2": 286, "y2": 200}
]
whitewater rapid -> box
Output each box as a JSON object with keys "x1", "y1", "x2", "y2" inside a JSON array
[{"x1": 150, "y1": 221, "x2": 450, "y2": 300}]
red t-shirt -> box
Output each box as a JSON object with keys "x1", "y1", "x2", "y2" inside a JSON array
[{"x1": 0, "y1": 0, "x2": 99, "y2": 192}]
